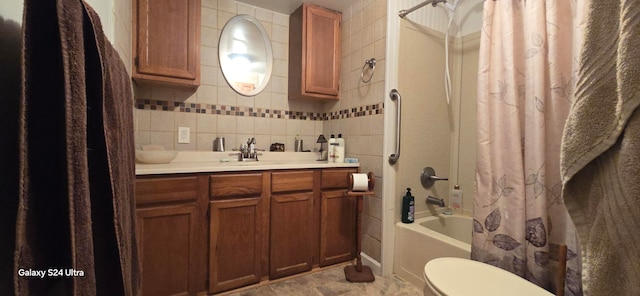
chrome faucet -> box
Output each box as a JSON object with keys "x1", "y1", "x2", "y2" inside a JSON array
[
  {"x1": 426, "y1": 195, "x2": 445, "y2": 207},
  {"x1": 232, "y1": 137, "x2": 263, "y2": 161}
]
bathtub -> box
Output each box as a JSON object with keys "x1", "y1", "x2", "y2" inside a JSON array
[{"x1": 393, "y1": 215, "x2": 472, "y2": 289}]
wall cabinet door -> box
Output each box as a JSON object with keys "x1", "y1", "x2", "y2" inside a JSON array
[
  {"x1": 209, "y1": 198, "x2": 265, "y2": 294},
  {"x1": 270, "y1": 192, "x2": 315, "y2": 279},
  {"x1": 133, "y1": 0, "x2": 200, "y2": 87},
  {"x1": 289, "y1": 3, "x2": 341, "y2": 100},
  {"x1": 135, "y1": 176, "x2": 207, "y2": 296},
  {"x1": 320, "y1": 190, "x2": 356, "y2": 266}
]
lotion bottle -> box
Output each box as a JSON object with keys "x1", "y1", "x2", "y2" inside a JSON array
[
  {"x1": 335, "y1": 134, "x2": 345, "y2": 163},
  {"x1": 401, "y1": 188, "x2": 414, "y2": 223},
  {"x1": 328, "y1": 134, "x2": 336, "y2": 162}
]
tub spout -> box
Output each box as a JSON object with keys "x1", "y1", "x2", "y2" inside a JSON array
[{"x1": 426, "y1": 196, "x2": 445, "y2": 207}]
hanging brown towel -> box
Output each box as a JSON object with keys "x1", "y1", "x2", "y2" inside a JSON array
[{"x1": 16, "y1": 0, "x2": 139, "y2": 295}]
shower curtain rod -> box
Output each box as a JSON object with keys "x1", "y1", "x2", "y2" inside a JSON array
[{"x1": 399, "y1": 0, "x2": 448, "y2": 18}]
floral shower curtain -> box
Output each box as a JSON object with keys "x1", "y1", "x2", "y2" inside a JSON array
[{"x1": 472, "y1": 1, "x2": 586, "y2": 294}]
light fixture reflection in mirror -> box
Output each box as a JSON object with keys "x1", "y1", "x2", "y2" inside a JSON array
[{"x1": 219, "y1": 15, "x2": 273, "y2": 97}]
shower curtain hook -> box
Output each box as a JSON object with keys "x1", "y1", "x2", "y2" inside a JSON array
[{"x1": 360, "y1": 58, "x2": 376, "y2": 83}]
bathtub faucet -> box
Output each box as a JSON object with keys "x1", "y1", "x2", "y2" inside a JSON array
[{"x1": 426, "y1": 196, "x2": 445, "y2": 207}]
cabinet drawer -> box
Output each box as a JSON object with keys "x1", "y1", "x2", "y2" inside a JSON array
[
  {"x1": 321, "y1": 169, "x2": 357, "y2": 189},
  {"x1": 135, "y1": 176, "x2": 199, "y2": 204},
  {"x1": 210, "y1": 173, "x2": 264, "y2": 199},
  {"x1": 271, "y1": 171, "x2": 314, "y2": 193}
]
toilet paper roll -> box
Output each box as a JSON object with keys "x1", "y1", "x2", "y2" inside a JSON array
[{"x1": 351, "y1": 173, "x2": 370, "y2": 192}]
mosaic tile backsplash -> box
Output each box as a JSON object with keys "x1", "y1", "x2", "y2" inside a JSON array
[
  {"x1": 136, "y1": 99, "x2": 383, "y2": 120},
  {"x1": 134, "y1": 98, "x2": 384, "y2": 152}
]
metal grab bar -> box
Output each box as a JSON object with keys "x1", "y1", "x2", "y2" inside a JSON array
[{"x1": 389, "y1": 89, "x2": 401, "y2": 164}]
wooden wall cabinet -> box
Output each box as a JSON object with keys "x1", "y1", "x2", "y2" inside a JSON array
[
  {"x1": 135, "y1": 175, "x2": 208, "y2": 296},
  {"x1": 208, "y1": 173, "x2": 269, "y2": 294},
  {"x1": 133, "y1": 0, "x2": 201, "y2": 87},
  {"x1": 289, "y1": 3, "x2": 341, "y2": 100}
]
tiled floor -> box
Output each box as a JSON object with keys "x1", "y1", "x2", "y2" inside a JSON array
[{"x1": 219, "y1": 264, "x2": 422, "y2": 296}]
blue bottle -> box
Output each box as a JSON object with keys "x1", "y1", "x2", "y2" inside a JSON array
[{"x1": 401, "y1": 188, "x2": 414, "y2": 223}]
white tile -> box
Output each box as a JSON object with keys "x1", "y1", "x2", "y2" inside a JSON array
[
  {"x1": 136, "y1": 109, "x2": 151, "y2": 131},
  {"x1": 201, "y1": 46, "x2": 219, "y2": 67},
  {"x1": 270, "y1": 118, "x2": 287, "y2": 135},
  {"x1": 201, "y1": 26, "x2": 218, "y2": 47},
  {"x1": 196, "y1": 113, "x2": 217, "y2": 133},
  {"x1": 174, "y1": 112, "x2": 197, "y2": 131},
  {"x1": 201, "y1": 66, "x2": 218, "y2": 86},
  {"x1": 196, "y1": 133, "x2": 216, "y2": 151},
  {"x1": 236, "y1": 116, "x2": 255, "y2": 135},
  {"x1": 255, "y1": 7, "x2": 273, "y2": 23},
  {"x1": 272, "y1": 12, "x2": 289, "y2": 27},
  {"x1": 197, "y1": 85, "x2": 217, "y2": 105},
  {"x1": 237, "y1": 3, "x2": 255, "y2": 16},
  {"x1": 148, "y1": 131, "x2": 175, "y2": 150},
  {"x1": 254, "y1": 117, "x2": 271, "y2": 135},
  {"x1": 149, "y1": 110, "x2": 175, "y2": 131},
  {"x1": 202, "y1": 7, "x2": 217, "y2": 28},
  {"x1": 217, "y1": 115, "x2": 236, "y2": 133},
  {"x1": 271, "y1": 24, "x2": 288, "y2": 44},
  {"x1": 217, "y1": 0, "x2": 236, "y2": 13},
  {"x1": 217, "y1": 86, "x2": 237, "y2": 106}
]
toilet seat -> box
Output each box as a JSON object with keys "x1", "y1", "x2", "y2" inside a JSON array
[{"x1": 423, "y1": 257, "x2": 554, "y2": 296}]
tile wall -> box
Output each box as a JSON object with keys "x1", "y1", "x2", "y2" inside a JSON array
[{"x1": 325, "y1": 0, "x2": 387, "y2": 263}]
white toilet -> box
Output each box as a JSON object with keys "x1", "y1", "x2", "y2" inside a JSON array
[{"x1": 423, "y1": 257, "x2": 554, "y2": 296}]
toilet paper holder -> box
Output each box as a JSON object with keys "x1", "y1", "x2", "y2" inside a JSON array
[{"x1": 348, "y1": 172, "x2": 375, "y2": 194}]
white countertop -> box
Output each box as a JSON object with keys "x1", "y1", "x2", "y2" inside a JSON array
[{"x1": 135, "y1": 151, "x2": 359, "y2": 175}]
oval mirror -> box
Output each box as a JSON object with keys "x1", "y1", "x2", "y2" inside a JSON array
[{"x1": 219, "y1": 15, "x2": 273, "y2": 97}]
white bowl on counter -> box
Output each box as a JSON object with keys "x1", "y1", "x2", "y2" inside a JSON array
[{"x1": 135, "y1": 150, "x2": 179, "y2": 164}]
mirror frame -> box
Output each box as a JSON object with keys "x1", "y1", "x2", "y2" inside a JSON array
[{"x1": 218, "y1": 14, "x2": 273, "y2": 97}]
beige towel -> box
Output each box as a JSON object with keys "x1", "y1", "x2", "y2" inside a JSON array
[{"x1": 561, "y1": 1, "x2": 640, "y2": 295}]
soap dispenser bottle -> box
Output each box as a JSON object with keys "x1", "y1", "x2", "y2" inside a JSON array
[{"x1": 401, "y1": 188, "x2": 414, "y2": 223}]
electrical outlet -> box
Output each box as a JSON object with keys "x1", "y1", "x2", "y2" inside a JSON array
[{"x1": 178, "y1": 127, "x2": 190, "y2": 144}]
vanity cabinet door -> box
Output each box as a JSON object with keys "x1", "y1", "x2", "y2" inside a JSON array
[
  {"x1": 133, "y1": 0, "x2": 200, "y2": 87},
  {"x1": 320, "y1": 190, "x2": 356, "y2": 266},
  {"x1": 269, "y1": 170, "x2": 315, "y2": 279},
  {"x1": 135, "y1": 175, "x2": 208, "y2": 296},
  {"x1": 208, "y1": 172, "x2": 269, "y2": 294},
  {"x1": 209, "y1": 198, "x2": 265, "y2": 293},
  {"x1": 319, "y1": 169, "x2": 357, "y2": 266}
]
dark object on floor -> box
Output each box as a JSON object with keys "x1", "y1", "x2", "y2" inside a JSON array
[{"x1": 344, "y1": 265, "x2": 375, "y2": 283}]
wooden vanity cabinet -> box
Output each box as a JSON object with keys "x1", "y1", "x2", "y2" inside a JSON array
[
  {"x1": 319, "y1": 168, "x2": 357, "y2": 266},
  {"x1": 269, "y1": 170, "x2": 316, "y2": 279},
  {"x1": 135, "y1": 167, "x2": 358, "y2": 294},
  {"x1": 133, "y1": 0, "x2": 201, "y2": 87},
  {"x1": 208, "y1": 173, "x2": 269, "y2": 294},
  {"x1": 289, "y1": 3, "x2": 341, "y2": 100},
  {"x1": 135, "y1": 175, "x2": 208, "y2": 296}
]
